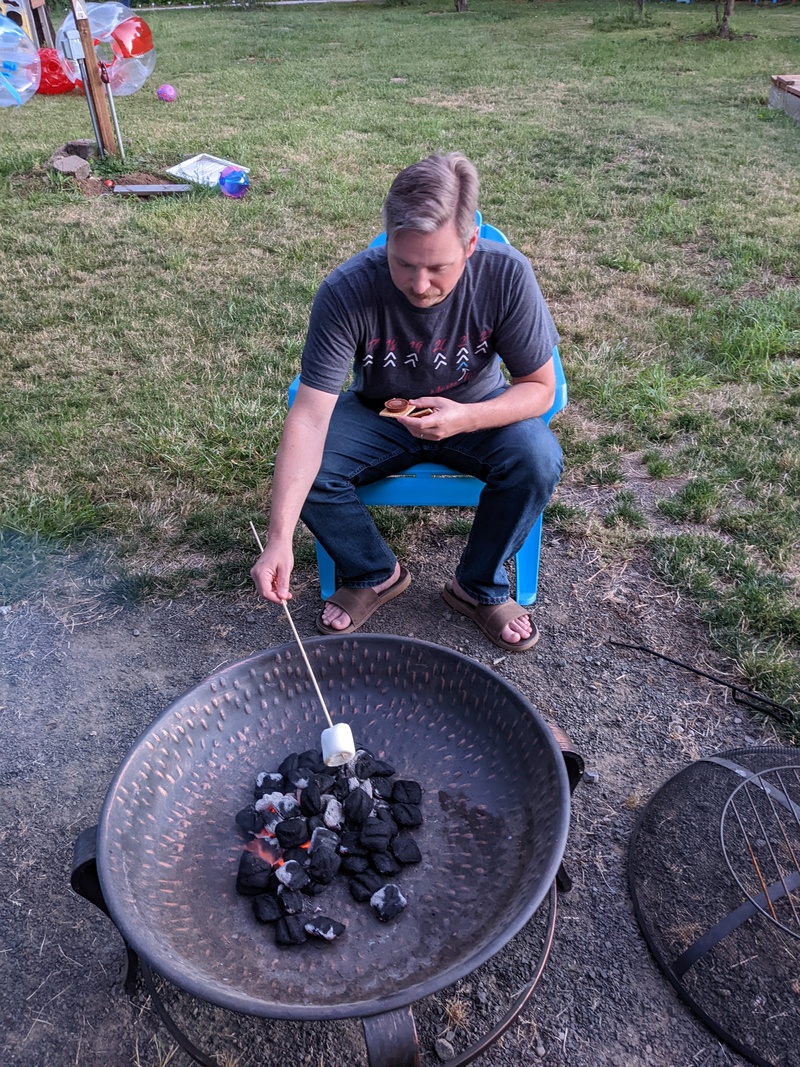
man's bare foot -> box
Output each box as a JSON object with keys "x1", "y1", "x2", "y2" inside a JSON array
[
  {"x1": 449, "y1": 577, "x2": 533, "y2": 645},
  {"x1": 321, "y1": 562, "x2": 402, "y2": 631}
]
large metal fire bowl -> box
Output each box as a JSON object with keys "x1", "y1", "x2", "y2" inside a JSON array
[{"x1": 96, "y1": 635, "x2": 569, "y2": 1021}]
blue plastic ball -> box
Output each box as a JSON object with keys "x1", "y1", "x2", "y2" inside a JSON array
[{"x1": 219, "y1": 166, "x2": 249, "y2": 199}]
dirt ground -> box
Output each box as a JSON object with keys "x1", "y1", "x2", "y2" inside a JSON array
[{"x1": 0, "y1": 511, "x2": 786, "y2": 1067}]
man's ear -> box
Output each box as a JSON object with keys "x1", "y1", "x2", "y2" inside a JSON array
[{"x1": 465, "y1": 227, "x2": 479, "y2": 258}]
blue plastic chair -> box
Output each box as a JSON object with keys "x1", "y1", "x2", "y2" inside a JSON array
[{"x1": 288, "y1": 213, "x2": 568, "y2": 606}]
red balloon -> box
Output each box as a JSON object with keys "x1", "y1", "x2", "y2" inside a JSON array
[
  {"x1": 36, "y1": 48, "x2": 74, "y2": 96},
  {"x1": 110, "y1": 16, "x2": 154, "y2": 59}
]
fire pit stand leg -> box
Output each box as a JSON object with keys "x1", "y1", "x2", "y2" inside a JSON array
[
  {"x1": 363, "y1": 1006, "x2": 420, "y2": 1066},
  {"x1": 70, "y1": 826, "x2": 139, "y2": 995}
]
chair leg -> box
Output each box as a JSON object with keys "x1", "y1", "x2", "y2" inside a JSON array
[
  {"x1": 514, "y1": 516, "x2": 543, "y2": 606},
  {"x1": 315, "y1": 540, "x2": 337, "y2": 601}
]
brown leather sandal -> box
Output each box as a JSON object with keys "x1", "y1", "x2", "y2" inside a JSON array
[
  {"x1": 442, "y1": 581, "x2": 540, "y2": 652},
  {"x1": 316, "y1": 567, "x2": 411, "y2": 635}
]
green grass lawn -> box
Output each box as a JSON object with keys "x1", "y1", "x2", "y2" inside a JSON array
[{"x1": 1, "y1": 0, "x2": 798, "y2": 714}]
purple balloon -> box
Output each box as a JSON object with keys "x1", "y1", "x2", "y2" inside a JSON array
[
  {"x1": 219, "y1": 166, "x2": 249, "y2": 199},
  {"x1": 157, "y1": 83, "x2": 177, "y2": 102}
]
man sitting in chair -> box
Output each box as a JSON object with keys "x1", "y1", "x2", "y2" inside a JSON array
[{"x1": 251, "y1": 151, "x2": 562, "y2": 652}]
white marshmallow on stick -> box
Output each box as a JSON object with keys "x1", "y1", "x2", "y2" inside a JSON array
[{"x1": 249, "y1": 522, "x2": 356, "y2": 767}]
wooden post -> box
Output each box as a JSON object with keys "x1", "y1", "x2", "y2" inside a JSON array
[{"x1": 69, "y1": 0, "x2": 116, "y2": 156}]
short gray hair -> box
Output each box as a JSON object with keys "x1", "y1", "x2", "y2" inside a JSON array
[{"x1": 382, "y1": 152, "x2": 479, "y2": 247}]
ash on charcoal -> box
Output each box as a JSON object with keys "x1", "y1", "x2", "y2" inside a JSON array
[
  {"x1": 236, "y1": 851, "x2": 274, "y2": 895},
  {"x1": 392, "y1": 780, "x2": 422, "y2": 805},
  {"x1": 392, "y1": 803, "x2": 423, "y2": 829},
  {"x1": 372, "y1": 851, "x2": 400, "y2": 876},
  {"x1": 254, "y1": 771, "x2": 283, "y2": 797},
  {"x1": 304, "y1": 917, "x2": 346, "y2": 941},
  {"x1": 309, "y1": 847, "x2": 341, "y2": 884},
  {"x1": 275, "y1": 816, "x2": 310, "y2": 849},
  {"x1": 310, "y1": 826, "x2": 339, "y2": 852},
  {"x1": 255, "y1": 792, "x2": 301, "y2": 820},
  {"x1": 275, "y1": 860, "x2": 311, "y2": 891},
  {"x1": 360, "y1": 817, "x2": 393, "y2": 852},
  {"x1": 275, "y1": 914, "x2": 307, "y2": 946},
  {"x1": 349, "y1": 871, "x2": 384, "y2": 903},
  {"x1": 236, "y1": 805, "x2": 265, "y2": 834},
  {"x1": 344, "y1": 786, "x2": 373, "y2": 825},
  {"x1": 277, "y1": 886, "x2": 305, "y2": 914},
  {"x1": 322, "y1": 797, "x2": 344, "y2": 830},
  {"x1": 252, "y1": 894, "x2": 283, "y2": 923},
  {"x1": 391, "y1": 833, "x2": 422, "y2": 865},
  {"x1": 371, "y1": 883, "x2": 407, "y2": 922}
]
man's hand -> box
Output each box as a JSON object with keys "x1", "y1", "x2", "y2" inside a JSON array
[
  {"x1": 250, "y1": 542, "x2": 294, "y2": 604},
  {"x1": 399, "y1": 359, "x2": 556, "y2": 441},
  {"x1": 396, "y1": 396, "x2": 474, "y2": 441}
]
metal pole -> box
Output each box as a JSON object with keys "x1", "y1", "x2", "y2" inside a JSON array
[
  {"x1": 76, "y1": 56, "x2": 105, "y2": 159},
  {"x1": 99, "y1": 62, "x2": 125, "y2": 161}
]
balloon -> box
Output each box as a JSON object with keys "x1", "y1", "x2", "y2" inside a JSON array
[
  {"x1": 156, "y1": 83, "x2": 176, "y2": 102},
  {"x1": 219, "y1": 166, "x2": 249, "y2": 199},
  {"x1": 0, "y1": 14, "x2": 40, "y2": 108},
  {"x1": 55, "y1": 3, "x2": 155, "y2": 97},
  {"x1": 37, "y1": 47, "x2": 73, "y2": 95}
]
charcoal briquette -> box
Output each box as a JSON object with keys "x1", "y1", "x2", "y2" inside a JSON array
[
  {"x1": 322, "y1": 797, "x2": 344, "y2": 831},
  {"x1": 278, "y1": 886, "x2": 305, "y2": 914},
  {"x1": 341, "y1": 854, "x2": 369, "y2": 874},
  {"x1": 304, "y1": 917, "x2": 346, "y2": 941},
  {"x1": 275, "y1": 816, "x2": 310, "y2": 849},
  {"x1": 369, "y1": 759, "x2": 396, "y2": 777},
  {"x1": 278, "y1": 752, "x2": 300, "y2": 777},
  {"x1": 236, "y1": 851, "x2": 274, "y2": 895},
  {"x1": 391, "y1": 833, "x2": 422, "y2": 865},
  {"x1": 353, "y1": 754, "x2": 382, "y2": 780},
  {"x1": 392, "y1": 780, "x2": 422, "y2": 805},
  {"x1": 282, "y1": 846, "x2": 310, "y2": 867},
  {"x1": 349, "y1": 871, "x2": 384, "y2": 903},
  {"x1": 314, "y1": 772, "x2": 337, "y2": 794},
  {"x1": 275, "y1": 914, "x2": 307, "y2": 946},
  {"x1": 252, "y1": 893, "x2": 282, "y2": 923},
  {"x1": 309, "y1": 846, "x2": 341, "y2": 884},
  {"x1": 254, "y1": 771, "x2": 283, "y2": 798},
  {"x1": 330, "y1": 778, "x2": 350, "y2": 802},
  {"x1": 303, "y1": 880, "x2": 329, "y2": 896},
  {"x1": 298, "y1": 749, "x2": 327, "y2": 773},
  {"x1": 370, "y1": 883, "x2": 407, "y2": 922},
  {"x1": 300, "y1": 780, "x2": 323, "y2": 816},
  {"x1": 275, "y1": 859, "x2": 311, "y2": 891},
  {"x1": 371, "y1": 850, "x2": 400, "y2": 876},
  {"x1": 360, "y1": 817, "x2": 393, "y2": 852},
  {"x1": 235, "y1": 805, "x2": 265, "y2": 834},
  {"x1": 310, "y1": 826, "x2": 340, "y2": 853},
  {"x1": 371, "y1": 776, "x2": 394, "y2": 801},
  {"x1": 338, "y1": 830, "x2": 367, "y2": 856},
  {"x1": 392, "y1": 803, "x2": 423, "y2": 829},
  {"x1": 344, "y1": 786, "x2": 373, "y2": 825}
]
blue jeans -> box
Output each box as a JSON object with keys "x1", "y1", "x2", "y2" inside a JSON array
[{"x1": 300, "y1": 390, "x2": 563, "y2": 604}]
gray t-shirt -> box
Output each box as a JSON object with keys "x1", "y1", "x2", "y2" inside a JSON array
[{"x1": 300, "y1": 239, "x2": 559, "y2": 406}]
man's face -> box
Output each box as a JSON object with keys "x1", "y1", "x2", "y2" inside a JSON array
[{"x1": 386, "y1": 220, "x2": 478, "y2": 308}]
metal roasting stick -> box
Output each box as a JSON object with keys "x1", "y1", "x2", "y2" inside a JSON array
[{"x1": 249, "y1": 521, "x2": 355, "y2": 765}]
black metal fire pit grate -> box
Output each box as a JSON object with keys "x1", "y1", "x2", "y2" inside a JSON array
[
  {"x1": 75, "y1": 636, "x2": 572, "y2": 1065},
  {"x1": 629, "y1": 745, "x2": 800, "y2": 1067}
]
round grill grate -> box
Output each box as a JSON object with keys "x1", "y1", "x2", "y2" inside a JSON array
[{"x1": 629, "y1": 746, "x2": 800, "y2": 1067}]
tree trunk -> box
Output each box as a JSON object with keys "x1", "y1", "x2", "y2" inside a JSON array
[
  {"x1": 637, "y1": 0, "x2": 644, "y2": 16},
  {"x1": 719, "y1": 0, "x2": 735, "y2": 39},
  {"x1": 454, "y1": 0, "x2": 468, "y2": 10}
]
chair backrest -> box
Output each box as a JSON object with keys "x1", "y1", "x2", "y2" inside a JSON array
[{"x1": 368, "y1": 210, "x2": 509, "y2": 248}]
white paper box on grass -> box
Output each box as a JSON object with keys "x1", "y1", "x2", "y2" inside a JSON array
[{"x1": 166, "y1": 153, "x2": 250, "y2": 188}]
